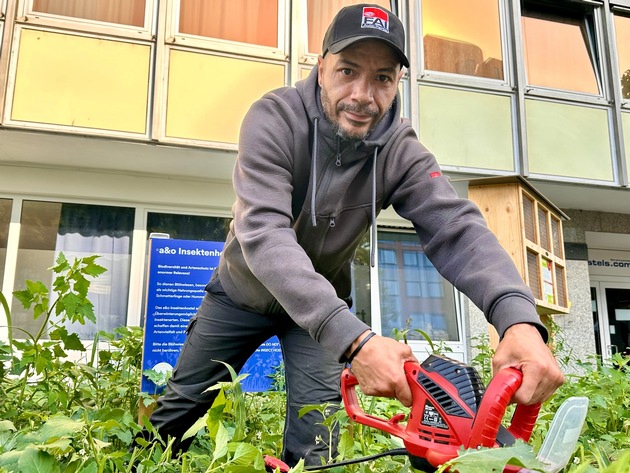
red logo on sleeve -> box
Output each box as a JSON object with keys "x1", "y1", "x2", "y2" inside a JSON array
[{"x1": 430, "y1": 172, "x2": 441, "y2": 178}]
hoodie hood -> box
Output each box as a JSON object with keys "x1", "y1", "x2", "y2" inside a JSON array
[{"x1": 295, "y1": 66, "x2": 404, "y2": 266}]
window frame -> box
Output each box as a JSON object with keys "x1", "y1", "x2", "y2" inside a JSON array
[
  {"x1": 418, "y1": 0, "x2": 514, "y2": 93},
  {"x1": 373, "y1": 227, "x2": 463, "y2": 347},
  {"x1": 297, "y1": 0, "x2": 398, "y2": 67},
  {"x1": 518, "y1": 0, "x2": 609, "y2": 105},
  {"x1": 17, "y1": 0, "x2": 156, "y2": 41},
  {"x1": 3, "y1": 25, "x2": 154, "y2": 140},
  {"x1": 611, "y1": 7, "x2": 630, "y2": 109},
  {"x1": 165, "y1": 0, "x2": 289, "y2": 62},
  {"x1": 6, "y1": 198, "x2": 136, "y2": 341}
]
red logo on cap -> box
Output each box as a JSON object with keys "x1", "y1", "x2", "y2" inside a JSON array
[{"x1": 361, "y1": 7, "x2": 389, "y2": 33}]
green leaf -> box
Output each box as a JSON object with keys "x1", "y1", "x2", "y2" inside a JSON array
[
  {"x1": 0, "y1": 450, "x2": 22, "y2": 469},
  {"x1": 37, "y1": 437, "x2": 73, "y2": 455},
  {"x1": 438, "y1": 441, "x2": 543, "y2": 473},
  {"x1": 60, "y1": 331, "x2": 86, "y2": 352},
  {"x1": 0, "y1": 420, "x2": 16, "y2": 432},
  {"x1": 17, "y1": 447, "x2": 61, "y2": 473},
  {"x1": 230, "y1": 442, "x2": 263, "y2": 466},
  {"x1": 183, "y1": 412, "x2": 208, "y2": 441},
  {"x1": 60, "y1": 293, "x2": 81, "y2": 319},
  {"x1": 72, "y1": 273, "x2": 90, "y2": 299},
  {"x1": 13, "y1": 289, "x2": 34, "y2": 309},
  {"x1": 82, "y1": 257, "x2": 107, "y2": 277},
  {"x1": 211, "y1": 421, "x2": 230, "y2": 465},
  {"x1": 38, "y1": 416, "x2": 85, "y2": 441},
  {"x1": 50, "y1": 252, "x2": 70, "y2": 273}
]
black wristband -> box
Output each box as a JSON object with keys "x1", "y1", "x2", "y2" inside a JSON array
[{"x1": 346, "y1": 331, "x2": 376, "y2": 365}]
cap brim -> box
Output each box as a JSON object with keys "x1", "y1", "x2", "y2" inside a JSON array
[{"x1": 327, "y1": 36, "x2": 410, "y2": 68}]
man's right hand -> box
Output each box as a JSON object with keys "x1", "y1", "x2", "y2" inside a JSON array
[{"x1": 345, "y1": 331, "x2": 418, "y2": 407}]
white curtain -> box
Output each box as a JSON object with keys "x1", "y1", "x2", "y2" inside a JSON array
[
  {"x1": 32, "y1": 0, "x2": 146, "y2": 27},
  {"x1": 53, "y1": 231, "x2": 131, "y2": 340}
]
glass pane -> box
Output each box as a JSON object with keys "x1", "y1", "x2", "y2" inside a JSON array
[
  {"x1": 350, "y1": 233, "x2": 371, "y2": 326},
  {"x1": 179, "y1": 0, "x2": 278, "y2": 48},
  {"x1": 418, "y1": 85, "x2": 515, "y2": 171},
  {"x1": 377, "y1": 231, "x2": 458, "y2": 342},
  {"x1": 521, "y1": 10, "x2": 599, "y2": 94},
  {"x1": 422, "y1": 0, "x2": 504, "y2": 79},
  {"x1": 12, "y1": 201, "x2": 134, "y2": 340},
  {"x1": 146, "y1": 212, "x2": 230, "y2": 242},
  {"x1": 307, "y1": 0, "x2": 391, "y2": 55},
  {"x1": 0, "y1": 199, "x2": 11, "y2": 286},
  {"x1": 32, "y1": 0, "x2": 146, "y2": 27},
  {"x1": 614, "y1": 13, "x2": 630, "y2": 99},
  {"x1": 525, "y1": 99, "x2": 613, "y2": 180}
]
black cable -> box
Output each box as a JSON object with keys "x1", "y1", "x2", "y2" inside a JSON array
[{"x1": 304, "y1": 448, "x2": 409, "y2": 471}]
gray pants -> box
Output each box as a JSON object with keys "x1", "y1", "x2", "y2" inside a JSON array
[{"x1": 149, "y1": 277, "x2": 344, "y2": 466}]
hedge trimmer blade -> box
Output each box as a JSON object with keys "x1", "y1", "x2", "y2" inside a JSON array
[{"x1": 535, "y1": 396, "x2": 589, "y2": 473}]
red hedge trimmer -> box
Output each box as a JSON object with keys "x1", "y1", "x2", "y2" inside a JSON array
[{"x1": 265, "y1": 354, "x2": 587, "y2": 472}]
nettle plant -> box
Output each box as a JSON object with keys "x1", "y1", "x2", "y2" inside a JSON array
[{"x1": 0, "y1": 253, "x2": 628, "y2": 472}]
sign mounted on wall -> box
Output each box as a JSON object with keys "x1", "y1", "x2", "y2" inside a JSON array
[
  {"x1": 141, "y1": 237, "x2": 282, "y2": 394},
  {"x1": 588, "y1": 248, "x2": 630, "y2": 277}
]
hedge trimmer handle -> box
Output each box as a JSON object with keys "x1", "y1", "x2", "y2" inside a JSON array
[
  {"x1": 341, "y1": 367, "x2": 410, "y2": 438},
  {"x1": 467, "y1": 367, "x2": 541, "y2": 448}
]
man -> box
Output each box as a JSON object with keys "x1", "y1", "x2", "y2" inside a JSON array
[{"x1": 146, "y1": 3, "x2": 564, "y2": 467}]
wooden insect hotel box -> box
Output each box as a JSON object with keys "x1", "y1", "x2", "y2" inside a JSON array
[{"x1": 467, "y1": 176, "x2": 570, "y2": 316}]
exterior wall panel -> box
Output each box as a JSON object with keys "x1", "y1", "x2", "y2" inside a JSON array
[
  {"x1": 9, "y1": 28, "x2": 151, "y2": 134},
  {"x1": 525, "y1": 100, "x2": 613, "y2": 181},
  {"x1": 418, "y1": 85, "x2": 515, "y2": 171},
  {"x1": 164, "y1": 49, "x2": 285, "y2": 145}
]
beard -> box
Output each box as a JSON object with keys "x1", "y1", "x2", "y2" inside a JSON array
[{"x1": 320, "y1": 88, "x2": 381, "y2": 142}]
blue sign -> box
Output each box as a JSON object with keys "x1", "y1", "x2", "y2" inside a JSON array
[{"x1": 141, "y1": 238, "x2": 282, "y2": 394}]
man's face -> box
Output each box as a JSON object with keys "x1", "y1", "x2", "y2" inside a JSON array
[{"x1": 318, "y1": 39, "x2": 404, "y2": 142}]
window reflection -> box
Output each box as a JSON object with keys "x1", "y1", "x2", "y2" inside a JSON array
[
  {"x1": 350, "y1": 233, "x2": 372, "y2": 326},
  {"x1": 307, "y1": 0, "x2": 391, "y2": 56},
  {"x1": 179, "y1": 0, "x2": 278, "y2": 48},
  {"x1": 0, "y1": 199, "x2": 11, "y2": 286},
  {"x1": 146, "y1": 212, "x2": 230, "y2": 242},
  {"x1": 12, "y1": 201, "x2": 134, "y2": 340},
  {"x1": 422, "y1": 0, "x2": 504, "y2": 80},
  {"x1": 521, "y1": 7, "x2": 599, "y2": 94},
  {"x1": 32, "y1": 0, "x2": 146, "y2": 27},
  {"x1": 377, "y1": 232, "x2": 458, "y2": 342},
  {"x1": 614, "y1": 14, "x2": 630, "y2": 100}
]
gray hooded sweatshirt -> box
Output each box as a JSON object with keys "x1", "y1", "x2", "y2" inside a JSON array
[{"x1": 215, "y1": 67, "x2": 546, "y2": 362}]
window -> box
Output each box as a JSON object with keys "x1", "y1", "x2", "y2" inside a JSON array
[
  {"x1": 31, "y1": 0, "x2": 147, "y2": 27},
  {"x1": 146, "y1": 212, "x2": 230, "y2": 242},
  {"x1": 11, "y1": 201, "x2": 134, "y2": 340},
  {"x1": 521, "y1": 2, "x2": 600, "y2": 95},
  {"x1": 613, "y1": 12, "x2": 630, "y2": 100},
  {"x1": 306, "y1": 0, "x2": 392, "y2": 56},
  {"x1": 178, "y1": 0, "x2": 279, "y2": 48},
  {"x1": 0, "y1": 199, "x2": 11, "y2": 286},
  {"x1": 422, "y1": 0, "x2": 505, "y2": 80},
  {"x1": 377, "y1": 231, "x2": 458, "y2": 341}
]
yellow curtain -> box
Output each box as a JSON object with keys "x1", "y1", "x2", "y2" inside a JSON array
[
  {"x1": 32, "y1": 0, "x2": 146, "y2": 27},
  {"x1": 179, "y1": 0, "x2": 278, "y2": 48},
  {"x1": 307, "y1": 0, "x2": 391, "y2": 55}
]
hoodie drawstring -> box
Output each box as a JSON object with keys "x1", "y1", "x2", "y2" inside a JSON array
[
  {"x1": 311, "y1": 117, "x2": 319, "y2": 227},
  {"x1": 370, "y1": 147, "x2": 378, "y2": 268},
  {"x1": 310, "y1": 118, "x2": 378, "y2": 267}
]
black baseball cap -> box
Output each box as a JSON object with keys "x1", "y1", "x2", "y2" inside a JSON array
[{"x1": 322, "y1": 4, "x2": 409, "y2": 68}]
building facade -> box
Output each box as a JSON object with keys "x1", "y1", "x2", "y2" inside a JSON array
[{"x1": 1, "y1": 0, "x2": 629, "y2": 365}]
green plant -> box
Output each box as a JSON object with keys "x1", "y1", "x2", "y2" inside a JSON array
[{"x1": 0, "y1": 256, "x2": 629, "y2": 472}]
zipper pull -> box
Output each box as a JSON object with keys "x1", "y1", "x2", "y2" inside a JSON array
[
  {"x1": 335, "y1": 153, "x2": 342, "y2": 166},
  {"x1": 329, "y1": 217, "x2": 336, "y2": 228}
]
